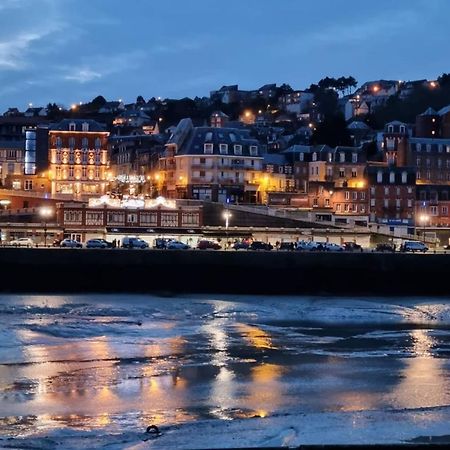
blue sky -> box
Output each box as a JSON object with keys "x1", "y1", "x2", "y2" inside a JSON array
[{"x1": 0, "y1": 0, "x2": 449, "y2": 110}]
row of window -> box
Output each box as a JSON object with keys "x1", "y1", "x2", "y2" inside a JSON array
[
  {"x1": 54, "y1": 137, "x2": 102, "y2": 150},
  {"x1": 417, "y1": 171, "x2": 450, "y2": 181},
  {"x1": 335, "y1": 203, "x2": 366, "y2": 213},
  {"x1": 414, "y1": 143, "x2": 450, "y2": 153},
  {"x1": 0, "y1": 150, "x2": 22, "y2": 159},
  {"x1": 64, "y1": 211, "x2": 200, "y2": 226},
  {"x1": 204, "y1": 143, "x2": 258, "y2": 156},
  {"x1": 371, "y1": 186, "x2": 414, "y2": 196},
  {"x1": 344, "y1": 191, "x2": 366, "y2": 200},
  {"x1": 416, "y1": 157, "x2": 450, "y2": 168},
  {"x1": 370, "y1": 199, "x2": 414, "y2": 208},
  {"x1": 311, "y1": 152, "x2": 359, "y2": 163},
  {"x1": 376, "y1": 171, "x2": 409, "y2": 184},
  {"x1": 55, "y1": 166, "x2": 101, "y2": 179}
]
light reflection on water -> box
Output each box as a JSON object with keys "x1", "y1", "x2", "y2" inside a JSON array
[{"x1": 1, "y1": 295, "x2": 450, "y2": 437}]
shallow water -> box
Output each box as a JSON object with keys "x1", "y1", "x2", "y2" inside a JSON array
[{"x1": 1, "y1": 294, "x2": 450, "y2": 448}]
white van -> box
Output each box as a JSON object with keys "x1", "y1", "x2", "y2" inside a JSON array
[{"x1": 401, "y1": 241, "x2": 428, "y2": 253}]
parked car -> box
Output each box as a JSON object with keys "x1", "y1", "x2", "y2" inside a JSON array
[
  {"x1": 232, "y1": 240, "x2": 250, "y2": 250},
  {"x1": 197, "y1": 240, "x2": 221, "y2": 250},
  {"x1": 400, "y1": 241, "x2": 428, "y2": 253},
  {"x1": 166, "y1": 240, "x2": 190, "y2": 250},
  {"x1": 343, "y1": 242, "x2": 362, "y2": 252},
  {"x1": 325, "y1": 243, "x2": 344, "y2": 252},
  {"x1": 97, "y1": 239, "x2": 113, "y2": 248},
  {"x1": 278, "y1": 242, "x2": 296, "y2": 251},
  {"x1": 60, "y1": 238, "x2": 82, "y2": 248},
  {"x1": 153, "y1": 238, "x2": 172, "y2": 249},
  {"x1": 248, "y1": 241, "x2": 273, "y2": 251},
  {"x1": 9, "y1": 237, "x2": 34, "y2": 247},
  {"x1": 296, "y1": 240, "x2": 311, "y2": 251},
  {"x1": 304, "y1": 241, "x2": 327, "y2": 251},
  {"x1": 86, "y1": 239, "x2": 109, "y2": 249},
  {"x1": 122, "y1": 237, "x2": 149, "y2": 249},
  {"x1": 376, "y1": 243, "x2": 396, "y2": 252}
]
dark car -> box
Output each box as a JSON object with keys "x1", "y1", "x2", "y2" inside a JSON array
[
  {"x1": 97, "y1": 239, "x2": 113, "y2": 248},
  {"x1": 197, "y1": 240, "x2": 221, "y2": 250},
  {"x1": 278, "y1": 242, "x2": 296, "y2": 251},
  {"x1": 233, "y1": 240, "x2": 250, "y2": 250},
  {"x1": 154, "y1": 238, "x2": 172, "y2": 249},
  {"x1": 376, "y1": 243, "x2": 396, "y2": 252},
  {"x1": 343, "y1": 242, "x2": 362, "y2": 252},
  {"x1": 249, "y1": 241, "x2": 273, "y2": 251}
]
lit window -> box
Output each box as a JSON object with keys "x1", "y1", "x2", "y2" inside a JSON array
[
  {"x1": 69, "y1": 122, "x2": 76, "y2": 132},
  {"x1": 389, "y1": 172, "x2": 395, "y2": 183}
]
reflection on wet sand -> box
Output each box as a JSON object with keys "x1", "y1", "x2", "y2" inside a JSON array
[{"x1": 391, "y1": 329, "x2": 449, "y2": 410}]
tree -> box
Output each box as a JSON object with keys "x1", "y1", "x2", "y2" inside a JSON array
[
  {"x1": 136, "y1": 95, "x2": 146, "y2": 105},
  {"x1": 91, "y1": 95, "x2": 107, "y2": 108},
  {"x1": 311, "y1": 114, "x2": 352, "y2": 147}
]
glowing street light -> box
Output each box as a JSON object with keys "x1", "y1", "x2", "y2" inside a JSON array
[
  {"x1": 419, "y1": 213, "x2": 429, "y2": 243},
  {"x1": 40, "y1": 206, "x2": 53, "y2": 247},
  {"x1": 223, "y1": 210, "x2": 232, "y2": 230}
]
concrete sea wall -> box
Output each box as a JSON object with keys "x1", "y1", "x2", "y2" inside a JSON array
[{"x1": 0, "y1": 248, "x2": 448, "y2": 296}]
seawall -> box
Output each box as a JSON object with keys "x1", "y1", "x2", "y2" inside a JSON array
[{"x1": 0, "y1": 248, "x2": 447, "y2": 296}]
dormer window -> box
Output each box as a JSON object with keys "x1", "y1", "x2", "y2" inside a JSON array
[
  {"x1": 327, "y1": 152, "x2": 332, "y2": 162},
  {"x1": 219, "y1": 144, "x2": 228, "y2": 154},
  {"x1": 299, "y1": 153, "x2": 304, "y2": 161},
  {"x1": 82, "y1": 122, "x2": 89, "y2": 132},
  {"x1": 205, "y1": 132, "x2": 213, "y2": 141},
  {"x1": 312, "y1": 152, "x2": 317, "y2": 162},
  {"x1": 249, "y1": 145, "x2": 258, "y2": 156},
  {"x1": 399, "y1": 125, "x2": 406, "y2": 133},
  {"x1": 352, "y1": 153, "x2": 358, "y2": 163},
  {"x1": 339, "y1": 152, "x2": 345, "y2": 163},
  {"x1": 426, "y1": 144, "x2": 431, "y2": 152},
  {"x1": 69, "y1": 122, "x2": 76, "y2": 132},
  {"x1": 387, "y1": 125, "x2": 394, "y2": 133},
  {"x1": 234, "y1": 145, "x2": 242, "y2": 155},
  {"x1": 204, "y1": 143, "x2": 213, "y2": 154}
]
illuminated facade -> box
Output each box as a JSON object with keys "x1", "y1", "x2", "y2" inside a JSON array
[
  {"x1": 160, "y1": 119, "x2": 263, "y2": 203},
  {"x1": 56, "y1": 196, "x2": 202, "y2": 235},
  {"x1": 48, "y1": 119, "x2": 109, "y2": 197}
]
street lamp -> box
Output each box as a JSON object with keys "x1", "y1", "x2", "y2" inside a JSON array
[
  {"x1": 223, "y1": 210, "x2": 232, "y2": 248},
  {"x1": 40, "y1": 206, "x2": 53, "y2": 247},
  {"x1": 419, "y1": 214, "x2": 429, "y2": 243}
]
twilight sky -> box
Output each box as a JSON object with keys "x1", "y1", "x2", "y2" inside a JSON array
[{"x1": 0, "y1": 0, "x2": 449, "y2": 111}]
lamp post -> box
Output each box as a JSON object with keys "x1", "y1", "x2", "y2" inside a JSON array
[
  {"x1": 223, "y1": 210, "x2": 232, "y2": 249},
  {"x1": 419, "y1": 214, "x2": 429, "y2": 244},
  {"x1": 40, "y1": 206, "x2": 53, "y2": 247}
]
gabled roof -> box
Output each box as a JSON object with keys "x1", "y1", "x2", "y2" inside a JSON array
[
  {"x1": 348, "y1": 121, "x2": 370, "y2": 130},
  {"x1": 420, "y1": 107, "x2": 437, "y2": 116}
]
